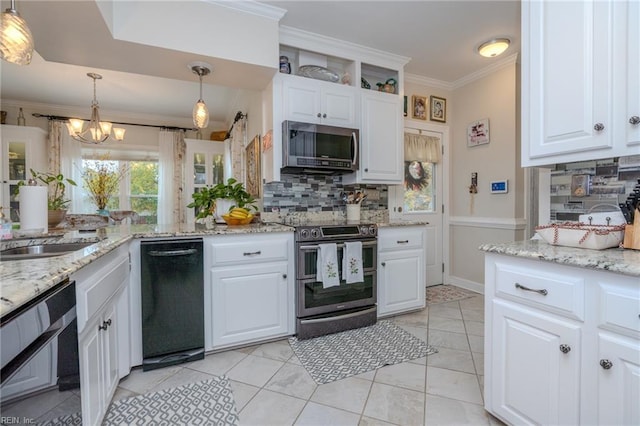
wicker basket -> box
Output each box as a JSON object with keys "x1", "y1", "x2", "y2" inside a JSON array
[{"x1": 535, "y1": 222, "x2": 626, "y2": 250}]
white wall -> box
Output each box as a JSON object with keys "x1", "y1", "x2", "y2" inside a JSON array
[{"x1": 448, "y1": 59, "x2": 524, "y2": 291}]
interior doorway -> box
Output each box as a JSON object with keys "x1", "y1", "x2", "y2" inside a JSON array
[{"x1": 388, "y1": 123, "x2": 449, "y2": 287}]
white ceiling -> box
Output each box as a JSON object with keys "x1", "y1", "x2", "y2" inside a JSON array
[{"x1": 0, "y1": 0, "x2": 520, "y2": 127}]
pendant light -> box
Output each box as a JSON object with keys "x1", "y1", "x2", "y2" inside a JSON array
[
  {"x1": 477, "y1": 38, "x2": 511, "y2": 58},
  {"x1": 190, "y1": 63, "x2": 211, "y2": 129},
  {"x1": 0, "y1": 0, "x2": 34, "y2": 65},
  {"x1": 67, "y1": 73, "x2": 126, "y2": 144}
]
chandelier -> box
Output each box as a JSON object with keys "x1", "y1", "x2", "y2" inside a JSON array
[
  {"x1": 0, "y1": 0, "x2": 34, "y2": 65},
  {"x1": 67, "y1": 73, "x2": 125, "y2": 144},
  {"x1": 190, "y1": 63, "x2": 211, "y2": 129}
]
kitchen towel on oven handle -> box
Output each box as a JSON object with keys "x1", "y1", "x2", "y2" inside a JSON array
[
  {"x1": 317, "y1": 243, "x2": 340, "y2": 288},
  {"x1": 342, "y1": 241, "x2": 364, "y2": 284}
]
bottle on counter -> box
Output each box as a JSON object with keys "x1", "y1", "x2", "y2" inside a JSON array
[
  {"x1": 0, "y1": 207, "x2": 13, "y2": 240},
  {"x1": 17, "y1": 108, "x2": 26, "y2": 126}
]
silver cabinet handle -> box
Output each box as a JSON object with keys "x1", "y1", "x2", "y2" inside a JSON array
[
  {"x1": 630, "y1": 116, "x2": 640, "y2": 125},
  {"x1": 594, "y1": 123, "x2": 605, "y2": 131},
  {"x1": 559, "y1": 344, "x2": 571, "y2": 354},
  {"x1": 98, "y1": 319, "x2": 111, "y2": 331},
  {"x1": 243, "y1": 251, "x2": 261, "y2": 256},
  {"x1": 396, "y1": 240, "x2": 409, "y2": 244},
  {"x1": 600, "y1": 359, "x2": 613, "y2": 369},
  {"x1": 515, "y1": 283, "x2": 548, "y2": 296}
]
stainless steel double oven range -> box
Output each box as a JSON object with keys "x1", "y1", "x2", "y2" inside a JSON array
[{"x1": 292, "y1": 221, "x2": 378, "y2": 339}]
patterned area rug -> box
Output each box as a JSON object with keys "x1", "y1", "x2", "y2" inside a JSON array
[
  {"x1": 289, "y1": 320, "x2": 437, "y2": 385},
  {"x1": 426, "y1": 284, "x2": 477, "y2": 305},
  {"x1": 40, "y1": 376, "x2": 238, "y2": 426}
]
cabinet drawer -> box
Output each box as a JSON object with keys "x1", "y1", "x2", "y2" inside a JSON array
[
  {"x1": 210, "y1": 236, "x2": 289, "y2": 267},
  {"x1": 77, "y1": 257, "x2": 128, "y2": 330},
  {"x1": 493, "y1": 260, "x2": 585, "y2": 320},
  {"x1": 597, "y1": 281, "x2": 640, "y2": 337},
  {"x1": 378, "y1": 227, "x2": 425, "y2": 252}
]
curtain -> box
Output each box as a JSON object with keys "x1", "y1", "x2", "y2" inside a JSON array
[
  {"x1": 158, "y1": 130, "x2": 185, "y2": 224},
  {"x1": 47, "y1": 120, "x2": 62, "y2": 175},
  {"x1": 59, "y1": 122, "x2": 84, "y2": 213},
  {"x1": 404, "y1": 133, "x2": 441, "y2": 163}
]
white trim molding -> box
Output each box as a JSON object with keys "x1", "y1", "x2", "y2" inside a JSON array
[
  {"x1": 447, "y1": 276, "x2": 485, "y2": 295},
  {"x1": 449, "y1": 216, "x2": 527, "y2": 230}
]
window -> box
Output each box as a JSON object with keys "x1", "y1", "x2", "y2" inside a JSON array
[{"x1": 80, "y1": 158, "x2": 159, "y2": 224}]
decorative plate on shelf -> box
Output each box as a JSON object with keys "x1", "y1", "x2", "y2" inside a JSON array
[{"x1": 297, "y1": 65, "x2": 340, "y2": 83}]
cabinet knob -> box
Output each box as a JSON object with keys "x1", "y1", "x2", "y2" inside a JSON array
[
  {"x1": 593, "y1": 123, "x2": 605, "y2": 131},
  {"x1": 630, "y1": 116, "x2": 640, "y2": 125},
  {"x1": 364, "y1": 168, "x2": 368, "y2": 172},
  {"x1": 98, "y1": 319, "x2": 111, "y2": 331},
  {"x1": 559, "y1": 344, "x2": 571, "y2": 354},
  {"x1": 282, "y1": 274, "x2": 287, "y2": 279},
  {"x1": 600, "y1": 359, "x2": 613, "y2": 370},
  {"x1": 317, "y1": 113, "x2": 322, "y2": 118},
  {"x1": 322, "y1": 113, "x2": 327, "y2": 118},
  {"x1": 381, "y1": 262, "x2": 386, "y2": 267}
]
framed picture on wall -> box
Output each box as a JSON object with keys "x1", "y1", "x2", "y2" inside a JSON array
[
  {"x1": 429, "y1": 96, "x2": 446, "y2": 122},
  {"x1": 467, "y1": 118, "x2": 490, "y2": 147},
  {"x1": 245, "y1": 135, "x2": 261, "y2": 198},
  {"x1": 411, "y1": 95, "x2": 427, "y2": 120}
]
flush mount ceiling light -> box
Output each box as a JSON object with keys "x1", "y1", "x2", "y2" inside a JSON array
[
  {"x1": 66, "y1": 73, "x2": 125, "y2": 144},
  {"x1": 190, "y1": 62, "x2": 212, "y2": 129},
  {"x1": 0, "y1": 0, "x2": 34, "y2": 65},
  {"x1": 478, "y1": 38, "x2": 510, "y2": 58}
]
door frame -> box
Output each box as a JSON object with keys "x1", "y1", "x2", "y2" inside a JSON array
[{"x1": 389, "y1": 120, "x2": 450, "y2": 286}]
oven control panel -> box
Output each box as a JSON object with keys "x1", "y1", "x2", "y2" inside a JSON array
[{"x1": 295, "y1": 224, "x2": 377, "y2": 241}]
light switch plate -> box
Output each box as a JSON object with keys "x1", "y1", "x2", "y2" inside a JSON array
[{"x1": 490, "y1": 180, "x2": 508, "y2": 193}]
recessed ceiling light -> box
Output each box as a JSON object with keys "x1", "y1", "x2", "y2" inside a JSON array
[{"x1": 478, "y1": 38, "x2": 510, "y2": 58}]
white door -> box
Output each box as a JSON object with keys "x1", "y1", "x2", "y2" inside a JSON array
[{"x1": 389, "y1": 124, "x2": 447, "y2": 286}]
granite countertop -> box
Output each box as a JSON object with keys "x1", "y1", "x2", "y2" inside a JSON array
[
  {"x1": 0, "y1": 222, "x2": 294, "y2": 319},
  {"x1": 479, "y1": 239, "x2": 640, "y2": 277},
  {"x1": 379, "y1": 220, "x2": 429, "y2": 227}
]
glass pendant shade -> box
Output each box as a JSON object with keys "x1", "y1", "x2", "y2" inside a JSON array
[
  {"x1": 478, "y1": 38, "x2": 510, "y2": 58},
  {"x1": 193, "y1": 99, "x2": 209, "y2": 129},
  {"x1": 0, "y1": 3, "x2": 34, "y2": 66}
]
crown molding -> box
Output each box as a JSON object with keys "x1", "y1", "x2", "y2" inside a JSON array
[
  {"x1": 451, "y1": 53, "x2": 519, "y2": 89},
  {"x1": 205, "y1": 0, "x2": 287, "y2": 21},
  {"x1": 404, "y1": 73, "x2": 454, "y2": 91}
]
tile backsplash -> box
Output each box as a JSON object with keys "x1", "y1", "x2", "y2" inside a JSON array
[
  {"x1": 262, "y1": 173, "x2": 388, "y2": 216},
  {"x1": 550, "y1": 155, "x2": 640, "y2": 221}
]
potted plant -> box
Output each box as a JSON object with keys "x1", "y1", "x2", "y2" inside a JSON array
[
  {"x1": 188, "y1": 178, "x2": 257, "y2": 222},
  {"x1": 19, "y1": 169, "x2": 77, "y2": 227},
  {"x1": 82, "y1": 156, "x2": 128, "y2": 215}
]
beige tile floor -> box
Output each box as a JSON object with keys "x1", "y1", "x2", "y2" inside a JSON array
[{"x1": 4, "y1": 290, "x2": 506, "y2": 425}]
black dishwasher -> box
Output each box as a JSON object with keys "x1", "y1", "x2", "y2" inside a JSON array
[{"x1": 140, "y1": 238, "x2": 204, "y2": 371}]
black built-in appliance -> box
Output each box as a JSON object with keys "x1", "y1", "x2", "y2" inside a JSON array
[
  {"x1": 140, "y1": 238, "x2": 204, "y2": 371},
  {"x1": 292, "y1": 221, "x2": 377, "y2": 339},
  {"x1": 281, "y1": 120, "x2": 359, "y2": 174}
]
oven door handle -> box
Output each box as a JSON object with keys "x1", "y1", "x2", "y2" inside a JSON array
[
  {"x1": 299, "y1": 306, "x2": 377, "y2": 324},
  {"x1": 299, "y1": 240, "x2": 377, "y2": 251}
]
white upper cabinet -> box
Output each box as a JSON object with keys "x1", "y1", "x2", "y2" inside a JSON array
[
  {"x1": 521, "y1": 0, "x2": 640, "y2": 167},
  {"x1": 282, "y1": 77, "x2": 357, "y2": 127}
]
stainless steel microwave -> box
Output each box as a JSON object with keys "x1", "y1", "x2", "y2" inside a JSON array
[{"x1": 281, "y1": 120, "x2": 359, "y2": 174}]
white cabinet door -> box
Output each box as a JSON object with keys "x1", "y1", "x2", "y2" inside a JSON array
[
  {"x1": 0, "y1": 125, "x2": 47, "y2": 222},
  {"x1": 596, "y1": 333, "x2": 640, "y2": 425},
  {"x1": 490, "y1": 301, "x2": 581, "y2": 426},
  {"x1": 356, "y1": 91, "x2": 403, "y2": 183},
  {"x1": 378, "y1": 249, "x2": 424, "y2": 316},
  {"x1": 283, "y1": 78, "x2": 356, "y2": 127},
  {"x1": 522, "y1": 0, "x2": 616, "y2": 165},
  {"x1": 210, "y1": 262, "x2": 289, "y2": 349},
  {"x1": 79, "y1": 315, "x2": 104, "y2": 426},
  {"x1": 622, "y1": 0, "x2": 640, "y2": 148}
]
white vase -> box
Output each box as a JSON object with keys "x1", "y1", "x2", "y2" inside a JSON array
[{"x1": 214, "y1": 199, "x2": 234, "y2": 222}]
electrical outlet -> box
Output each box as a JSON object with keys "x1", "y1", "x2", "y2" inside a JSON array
[{"x1": 364, "y1": 189, "x2": 380, "y2": 201}]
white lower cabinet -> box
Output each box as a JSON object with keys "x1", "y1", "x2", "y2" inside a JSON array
[
  {"x1": 205, "y1": 232, "x2": 295, "y2": 350},
  {"x1": 73, "y1": 244, "x2": 129, "y2": 426},
  {"x1": 485, "y1": 253, "x2": 640, "y2": 425},
  {"x1": 489, "y1": 300, "x2": 581, "y2": 425},
  {"x1": 377, "y1": 226, "x2": 426, "y2": 317}
]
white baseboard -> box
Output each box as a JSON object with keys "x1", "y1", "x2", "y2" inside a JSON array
[{"x1": 448, "y1": 276, "x2": 484, "y2": 295}]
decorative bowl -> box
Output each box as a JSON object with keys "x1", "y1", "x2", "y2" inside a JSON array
[{"x1": 221, "y1": 213, "x2": 254, "y2": 226}]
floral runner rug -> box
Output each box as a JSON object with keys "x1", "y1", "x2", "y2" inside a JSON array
[{"x1": 426, "y1": 284, "x2": 477, "y2": 305}]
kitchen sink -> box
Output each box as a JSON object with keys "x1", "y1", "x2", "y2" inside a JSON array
[{"x1": 0, "y1": 242, "x2": 96, "y2": 261}]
